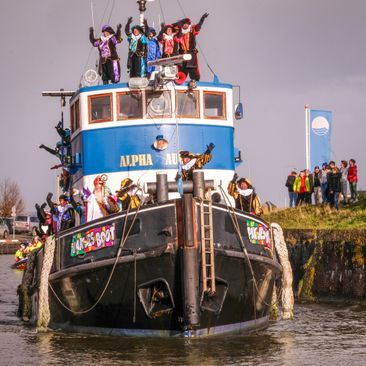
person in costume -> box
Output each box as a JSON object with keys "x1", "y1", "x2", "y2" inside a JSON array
[
  {"x1": 144, "y1": 20, "x2": 161, "y2": 77},
  {"x1": 116, "y1": 178, "x2": 144, "y2": 211},
  {"x1": 35, "y1": 202, "x2": 54, "y2": 240},
  {"x1": 46, "y1": 193, "x2": 75, "y2": 232},
  {"x1": 125, "y1": 17, "x2": 148, "y2": 78},
  {"x1": 85, "y1": 176, "x2": 118, "y2": 222},
  {"x1": 228, "y1": 174, "x2": 263, "y2": 216},
  {"x1": 174, "y1": 13, "x2": 208, "y2": 88},
  {"x1": 158, "y1": 23, "x2": 181, "y2": 58},
  {"x1": 176, "y1": 143, "x2": 215, "y2": 181},
  {"x1": 89, "y1": 24, "x2": 123, "y2": 84}
]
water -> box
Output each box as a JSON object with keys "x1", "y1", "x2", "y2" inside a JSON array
[{"x1": 1, "y1": 254, "x2": 366, "y2": 366}]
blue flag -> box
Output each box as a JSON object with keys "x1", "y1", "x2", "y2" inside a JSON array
[{"x1": 309, "y1": 109, "x2": 332, "y2": 170}]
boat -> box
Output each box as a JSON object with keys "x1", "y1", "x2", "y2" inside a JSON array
[{"x1": 21, "y1": 0, "x2": 283, "y2": 337}]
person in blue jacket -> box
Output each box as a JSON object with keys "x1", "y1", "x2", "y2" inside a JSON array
[{"x1": 144, "y1": 20, "x2": 161, "y2": 77}]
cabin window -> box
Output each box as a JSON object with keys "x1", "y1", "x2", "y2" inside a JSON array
[
  {"x1": 88, "y1": 94, "x2": 113, "y2": 123},
  {"x1": 117, "y1": 91, "x2": 143, "y2": 120},
  {"x1": 176, "y1": 90, "x2": 200, "y2": 118},
  {"x1": 203, "y1": 91, "x2": 226, "y2": 119},
  {"x1": 70, "y1": 104, "x2": 75, "y2": 131},
  {"x1": 146, "y1": 90, "x2": 172, "y2": 118},
  {"x1": 74, "y1": 99, "x2": 80, "y2": 130}
]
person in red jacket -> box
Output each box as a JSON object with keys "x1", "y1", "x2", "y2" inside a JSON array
[{"x1": 347, "y1": 158, "x2": 358, "y2": 202}]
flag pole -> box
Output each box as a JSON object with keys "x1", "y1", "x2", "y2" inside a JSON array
[{"x1": 304, "y1": 104, "x2": 310, "y2": 170}]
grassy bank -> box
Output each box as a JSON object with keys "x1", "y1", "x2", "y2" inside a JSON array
[{"x1": 263, "y1": 195, "x2": 366, "y2": 229}]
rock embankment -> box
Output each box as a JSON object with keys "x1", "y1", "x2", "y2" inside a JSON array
[{"x1": 284, "y1": 229, "x2": 366, "y2": 301}]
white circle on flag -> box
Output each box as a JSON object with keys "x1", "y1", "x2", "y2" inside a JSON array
[{"x1": 311, "y1": 116, "x2": 330, "y2": 136}]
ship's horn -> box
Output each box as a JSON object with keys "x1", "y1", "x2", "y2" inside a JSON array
[{"x1": 175, "y1": 71, "x2": 186, "y2": 85}]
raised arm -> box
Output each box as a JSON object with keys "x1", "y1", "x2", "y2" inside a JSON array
[
  {"x1": 125, "y1": 17, "x2": 133, "y2": 36},
  {"x1": 89, "y1": 26, "x2": 96, "y2": 45},
  {"x1": 195, "y1": 12, "x2": 209, "y2": 31},
  {"x1": 115, "y1": 23, "x2": 123, "y2": 42}
]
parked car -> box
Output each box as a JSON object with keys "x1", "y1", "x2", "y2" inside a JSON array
[
  {"x1": 0, "y1": 218, "x2": 10, "y2": 239},
  {"x1": 13, "y1": 215, "x2": 39, "y2": 235}
]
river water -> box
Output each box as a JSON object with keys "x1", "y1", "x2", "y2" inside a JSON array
[{"x1": 1, "y1": 254, "x2": 366, "y2": 366}]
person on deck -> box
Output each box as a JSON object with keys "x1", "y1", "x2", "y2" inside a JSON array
[
  {"x1": 176, "y1": 143, "x2": 215, "y2": 181},
  {"x1": 174, "y1": 13, "x2": 209, "y2": 88},
  {"x1": 228, "y1": 174, "x2": 263, "y2": 216},
  {"x1": 116, "y1": 178, "x2": 144, "y2": 211},
  {"x1": 89, "y1": 24, "x2": 123, "y2": 84},
  {"x1": 125, "y1": 17, "x2": 148, "y2": 78},
  {"x1": 340, "y1": 160, "x2": 348, "y2": 204},
  {"x1": 144, "y1": 20, "x2": 161, "y2": 77},
  {"x1": 85, "y1": 176, "x2": 118, "y2": 222},
  {"x1": 158, "y1": 23, "x2": 181, "y2": 58}
]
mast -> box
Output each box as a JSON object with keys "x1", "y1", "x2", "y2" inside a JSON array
[{"x1": 136, "y1": 0, "x2": 154, "y2": 27}]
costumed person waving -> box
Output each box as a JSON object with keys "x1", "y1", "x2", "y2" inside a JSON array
[
  {"x1": 116, "y1": 178, "x2": 144, "y2": 211},
  {"x1": 125, "y1": 17, "x2": 148, "y2": 78},
  {"x1": 175, "y1": 13, "x2": 209, "y2": 88},
  {"x1": 89, "y1": 24, "x2": 123, "y2": 84},
  {"x1": 144, "y1": 20, "x2": 161, "y2": 77},
  {"x1": 228, "y1": 174, "x2": 263, "y2": 216},
  {"x1": 177, "y1": 143, "x2": 215, "y2": 181},
  {"x1": 158, "y1": 23, "x2": 181, "y2": 58}
]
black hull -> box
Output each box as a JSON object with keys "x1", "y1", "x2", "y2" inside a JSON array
[{"x1": 37, "y1": 200, "x2": 281, "y2": 337}]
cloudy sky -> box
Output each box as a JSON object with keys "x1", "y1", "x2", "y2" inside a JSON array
[{"x1": 0, "y1": 0, "x2": 365, "y2": 211}]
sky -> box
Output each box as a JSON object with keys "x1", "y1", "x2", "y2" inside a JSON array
[{"x1": 0, "y1": 0, "x2": 365, "y2": 212}]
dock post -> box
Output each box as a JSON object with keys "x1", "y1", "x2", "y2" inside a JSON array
[{"x1": 156, "y1": 172, "x2": 169, "y2": 203}]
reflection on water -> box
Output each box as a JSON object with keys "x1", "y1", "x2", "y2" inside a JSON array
[{"x1": 1, "y1": 254, "x2": 366, "y2": 366}]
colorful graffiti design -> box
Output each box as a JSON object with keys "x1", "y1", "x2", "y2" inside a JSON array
[
  {"x1": 246, "y1": 220, "x2": 271, "y2": 249},
  {"x1": 71, "y1": 225, "x2": 115, "y2": 257}
]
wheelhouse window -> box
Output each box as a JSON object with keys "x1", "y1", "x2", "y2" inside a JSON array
[
  {"x1": 176, "y1": 90, "x2": 200, "y2": 118},
  {"x1": 88, "y1": 94, "x2": 113, "y2": 123},
  {"x1": 117, "y1": 91, "x2": 143, "y2": 120},
  {"x1": 146, "y1": 90, "x2": 172, "y2": 118},
  {"x1": 203, "y1": 91, "x2": 226, "y2": 119},
  {"x1": 70, "y1": 99, "x2": 80, "y2": 132}
]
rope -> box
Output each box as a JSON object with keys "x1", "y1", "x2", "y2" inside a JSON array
[
  {"x1": 133, "y1": 250, "x2": 137, "y2": 323},
  {"x1": 37, "y1": 235, "x2": 56, "y2": 328},
  {"x1": 48, "y1": 202, "x2": 141, "y2": 315},
  {"x1": 158, "y1": 0, "x2": 166, "y2": 23},
  {"x1": 218, "y1": 185, "x2": 271, "y2": 308},
  {"x1": 270, "y1": 223, "x2": 294, "y2": 320}
]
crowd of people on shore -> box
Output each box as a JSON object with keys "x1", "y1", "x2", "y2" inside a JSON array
[
  {"x1": 285, "y1": 159, "x2": 359, "y2": 209},
  {"x1": 89, "y1": 13, "x2": 209, "y2": 88}
]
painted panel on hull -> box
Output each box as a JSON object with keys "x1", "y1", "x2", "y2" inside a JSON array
[{"x1": 78, "y1": 124, "x2": 234, "y2": 175}]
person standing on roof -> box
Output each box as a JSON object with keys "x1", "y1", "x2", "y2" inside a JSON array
[
  {"x1": 89, "y1": 24, "x2": 123, "y2": 84},
  {"x1": 347, "y1": 158, "x2": 358, "y2": 203},
  {"x1": 158, "y1": 23, "x2": 181, "y2": 58},
  {"x1": 176, "y1": 143, "x2": 214, "y2": 181},
  {"x1": 174, "y1": 13, "x2": 209, "y2": 88},
  {"x1": 143, "y1": 20, "x2": 161, "y2": 77},
  {"x1": 125, "y1": 17, "x2": 148, "y2": 78}
]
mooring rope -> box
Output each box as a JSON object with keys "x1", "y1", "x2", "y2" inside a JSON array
[
  {"x1": 37, "y1": 235, "x2": 56, "y2": 328},
  {"x1": 270, "y1": 223, "x2": 294, "y2": 319}
]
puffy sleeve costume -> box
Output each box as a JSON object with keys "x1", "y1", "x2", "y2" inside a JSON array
[
  {"x1": 158, "y1": 24, "x2": 181, "y2": 58},
  {"x1": 89, "y1": 25, "x2": 123, "y2": 84},
  {"x1": 125, "y1": 21, "x2": 148, "y2": 78},
  {"x1": 176, "y1": 13, "x2": 208, "y2": 82}
]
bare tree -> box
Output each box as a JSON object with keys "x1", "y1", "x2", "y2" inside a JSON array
[{"x1": 0, "y1": 178, "x2": 25, "y2": 217}]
